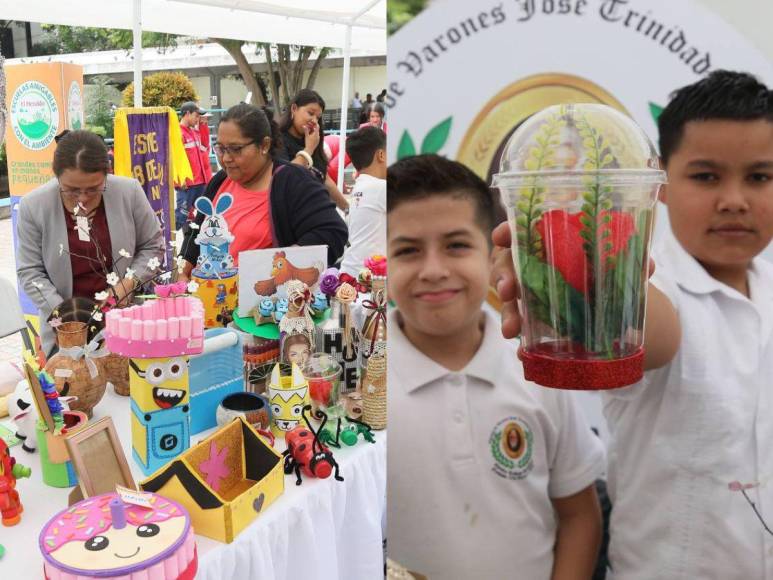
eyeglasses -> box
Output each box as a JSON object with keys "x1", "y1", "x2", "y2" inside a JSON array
[
  {"x1": 59, "y1": 180, "x2": 107, "y2": 197},
  {"x1": 214, "y1": 141, "x2": 256, "y2": 157}
]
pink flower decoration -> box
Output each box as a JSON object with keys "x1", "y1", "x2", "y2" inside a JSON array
[
  {"x1": 155, "y1": 281, "x2": 188, "y2": 298},
  {"x1": 364, "y1": 255, "x2": 387, "y2": 276}
]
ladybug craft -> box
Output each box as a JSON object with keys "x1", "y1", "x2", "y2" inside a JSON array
[{"x1": 283, "y1": 405, "x2": 344, "y2": 486}]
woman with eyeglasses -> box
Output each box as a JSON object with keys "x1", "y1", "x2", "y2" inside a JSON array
[
  {"x1": 16, "y1": 130, "x2": 164, "y2": 355},
  {"x1": 177, "y1": 103, "x2": 347, "y2": 277},
  {"x1": 277, "y1": 89, "x2": 349, "y2": 210}
]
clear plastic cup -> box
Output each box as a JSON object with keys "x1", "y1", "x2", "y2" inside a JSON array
[
  {"x1": 303, "y1": 352, "x2": 343, "y2": 414},
  {"x1": 492, "y1": 104, "x2": 666, "y2": 389}
]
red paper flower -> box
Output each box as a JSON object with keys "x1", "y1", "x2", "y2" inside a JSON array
[
  {"x1": 535, "y1": 209, "x2": 635, "y2": 294},
  {"x1": 364, "y1": 255, "x2": 387, "y2": 277},
  {"x1": 309, "y1": 378, "x2": 333, "y2": 404}
]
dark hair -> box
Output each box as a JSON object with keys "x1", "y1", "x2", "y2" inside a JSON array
[
  {"x1": 387, "y1": 154, "x2": 499, "y2": 238},
  {"x1": 279, "y1": 89, "x2": 328, "y2": 169},
  {"x1": 659, "y1": 70, "x2": 773, "y2": 164},
  {"x1": 369, "y1": 103, "x2": 386, "y2": 118},
  {"x1": 345, "y1": 126, "x2": 385, "y2": 170},
  {"x1": 220, "y1": 103, "x2": 282, "y2": 156},
  {"x1": 52, "y1": 130, "x2": 109, "y2": 176}
]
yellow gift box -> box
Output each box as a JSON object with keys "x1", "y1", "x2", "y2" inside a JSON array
[{"x1": 140, "y1": 416, "x2": 284, "y2": 543}]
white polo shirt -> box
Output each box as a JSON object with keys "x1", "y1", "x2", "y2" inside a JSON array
[
  {"x1": 340, "y1": 173, "x2": 386, "y2": 276},
  {"x1": 388, "y1": 309, "x2": 606, "y2": 580},
  {"x1": 604, "y1": 230, "x2": 773, "y2": 580}
]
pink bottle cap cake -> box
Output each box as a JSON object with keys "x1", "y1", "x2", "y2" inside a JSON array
[{"x1": 40, "y1": 492, "x2": 197, "y2": 580}]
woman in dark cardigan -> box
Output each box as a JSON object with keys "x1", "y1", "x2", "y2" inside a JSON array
[{"x1": 178, "y1": 103, "x2": 347, "y2": 275}]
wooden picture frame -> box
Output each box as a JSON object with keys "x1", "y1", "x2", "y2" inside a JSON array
[
  {"x1": 23, "y1": 362, "x2": 54, "y2": 431},
  {"x1": 65, "y1": 416, "x2": 135, "y2": 501}
]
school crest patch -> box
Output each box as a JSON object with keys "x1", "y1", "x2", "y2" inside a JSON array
[{"x1": 489, "y1": 416, "x2": 534, "y2": 480}]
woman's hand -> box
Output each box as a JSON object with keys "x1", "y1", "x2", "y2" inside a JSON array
[
  {"x1": 111, "y1": 278, "x2": 137, "y2": 308},
  {"x1": 304, "y1": 121, "x2": 321, "y2": 157}
]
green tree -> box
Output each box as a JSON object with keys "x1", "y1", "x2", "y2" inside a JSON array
[
  {"x1": 212, "y1": 39, "x2": 329, "y2": 111},
  {"x1": 38, "y1": 24, "x2": 177, "y2": 53},
  {"x1": 121, "y1": 71, "x2": 197, "y2": 108},
  {"x1": 388, "y1": 0, "x2": 428, "y2": 35},
  {"x1": 85, "y1": 76, "x2": 120, "y2": 138}
]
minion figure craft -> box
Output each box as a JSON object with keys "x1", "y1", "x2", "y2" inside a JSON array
[
  {"x1": 129, "y1": 357, "x2": 191, "y2": 476},
  {"x1": 104, "y1": 295, "x2": 204, "y2": 477},
  {"x1": 267, "y1": 363, "x2": 310, "y2": 438}
]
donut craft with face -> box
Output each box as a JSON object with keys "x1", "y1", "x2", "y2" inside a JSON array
[{"x1": 40, "y1": 492, "x2": 197, "y2": 580}]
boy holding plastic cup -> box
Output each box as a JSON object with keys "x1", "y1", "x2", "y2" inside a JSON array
[
  {"x1": 494, "y1": 70, "x2": 773, "y2": 579},
  {"x1": 387, "y1": 154, "x2": 605, "y2": 579}
]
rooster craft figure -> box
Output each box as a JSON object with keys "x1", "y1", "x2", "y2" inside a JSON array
[{"x1": 253, "y1": 251, "x2": 322, "y2": 296}]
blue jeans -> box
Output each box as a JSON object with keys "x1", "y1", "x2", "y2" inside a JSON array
[{"x1": 175, "y1": 183, "x2": 206, "y2": 228}]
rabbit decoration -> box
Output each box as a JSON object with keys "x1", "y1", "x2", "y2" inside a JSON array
[
  {"x1": 192, "y1": 193, "x2": 237, "y2": 280},
  {"x1": 191, "y1": 193, "x2": 240, "y2": 328}
]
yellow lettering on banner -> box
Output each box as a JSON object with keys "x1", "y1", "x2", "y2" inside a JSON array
[
  {"x1": 133, "y1": 132, "x2": 159, "y2": 155},
  {"x1": 151, "y1": 184, "x2": 161, "y2": 200},
  {"x1": 145, "y1": 159, "x2": 165, "y2": 182},
  {"x1": 132, "y1": 165, "x2": 145, "y2": 185}
]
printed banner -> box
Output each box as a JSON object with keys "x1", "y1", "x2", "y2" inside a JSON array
[
  {"x1": 4, "y1": 63, "x2": 83, "y2": 321},
  {"x1": 388, "y1": 0, "x2": 773, "y2": 262},
  {"x1": 114, "y1": 107, "x2": 192, "y2": 267}
]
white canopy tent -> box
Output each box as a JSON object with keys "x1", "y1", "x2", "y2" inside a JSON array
[{"x1": 1, "y1": 0, "x2": 386, "y2": 190}]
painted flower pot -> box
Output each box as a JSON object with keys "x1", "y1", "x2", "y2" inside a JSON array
[{"x1": 492, "y1": 104, "x2": 665, "y2": 389}]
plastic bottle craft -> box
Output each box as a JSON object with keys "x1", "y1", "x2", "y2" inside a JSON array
[
  {"x1": 361, "y1": 341, "x2": 387, "y2": 430},
  {"x1": 104, "y1": 292, "x2": 205, "y2": 476},
  {"x1": 284, "y1": 405, "x2": 344, "y2": 486},
  {"x1": 491, "y1": 104, "x2": 665, "y2": 389},
  {"x1": 278, "y1": 280, "x2": 316, "y2": 367},
  {"x1": 267, "y1": 362, "x2": 310, "y2": 438},
  {"x1": 39, "y1": 492, "x2": 198, "y2": 580},
  {"x1": 359, "y1": 275, "x2": 387, "y2": 390},
  {"x1": 0, "y1": 438, "x2": 31, "y2": 526},
  {"x1": 24, "y1": 367, "x2": 89, "y2": 488},
  {"x1": 190, "y1": 193, "x2": 239, "y2": 328}
]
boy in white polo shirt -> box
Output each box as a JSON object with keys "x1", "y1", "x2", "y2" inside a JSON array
[
  {"x1": 340, "y1": 126, "x2": 386, "y2": 276},
  {"x1": 494, "y1": 70, "x2": 773, "y2": 579},
  {"x1": 387, "y1": 155, "x2": 606, "y2": 580}
]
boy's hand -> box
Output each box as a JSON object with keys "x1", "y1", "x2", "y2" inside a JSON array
[
  {"x1": 551, "y1": 484, "x2": 602, "y2": 580},
  {"x1": 491, "y1": 222, "x2": 522, "y2": 339}
]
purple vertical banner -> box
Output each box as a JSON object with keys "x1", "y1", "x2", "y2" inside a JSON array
[{"x1": 125, "y1": 112, "x2": 173, "y2": 266}]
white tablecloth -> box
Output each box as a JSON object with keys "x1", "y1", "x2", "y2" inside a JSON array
[{"x1": 0, "y1": 387, "x2": 386, "y2": 579}]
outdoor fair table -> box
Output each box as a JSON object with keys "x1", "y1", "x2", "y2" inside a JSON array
[{"x1": 0, "y1": 387, "x2": 387, "y2": 579}]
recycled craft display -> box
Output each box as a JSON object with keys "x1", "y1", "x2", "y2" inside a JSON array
[
  {"x1": 104, "y1": 289, "x2": 205, "y2": 476},
  {"x1": 39, "y1": 492, "x2": 198, "y2": 580},
  {"x1": 188, "y1": 328, "x2": 244, "y2": 435},
  {"x1": 284, "y1": 405, "x2": 344, "y2": 486},
  {"x1": 0, "y1": 438, "x2": 31, "y2": 526},
  {"x1": 359, "y1": 257, "x2": 387, "y2": 391},
  {"x1": 361, "y1": 342, "x2": 387, "y2": 430},
  {"x1": 267, "y1": 362, "x2": 310, "y2": 438},
  {"x1": 44, "y1": 321, "x2": 108, "y2": 419},
  {"x1": 25, "y1": 366, "x2": 89, "y2": 488},
  {"x1": 140, "y1": 417, "x2": 284, "y2": 543},
  {"x1": 317, "y1": 268, "x2": 361, "y2": 395},
  {"x1": 492, "y1": 104, "x2": 665, "y2": 389},
  {"x1": 189, "y1": 194, "x2": 239, "y2": 328},
  {"x1": 278, "y1": 280, "x2": 316, "y2": 366}
]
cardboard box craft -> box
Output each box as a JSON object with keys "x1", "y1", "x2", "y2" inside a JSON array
[{"x1": 139, "y1": 416, "x2": 283, "y2": 543}]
